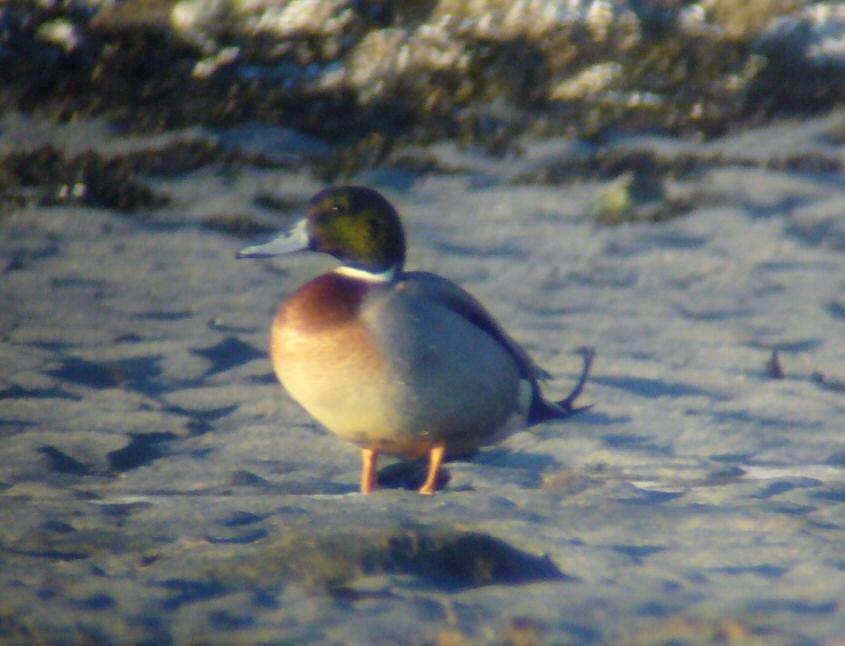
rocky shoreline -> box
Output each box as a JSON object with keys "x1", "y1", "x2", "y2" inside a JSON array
[{"x1": 3, "y1": 1, "x2": 844, "y2": 143}]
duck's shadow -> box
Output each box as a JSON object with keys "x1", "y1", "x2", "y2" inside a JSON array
[
  {"x1": 375, "y1": 449, "x2": 565, "y2": 492},
  {"x1": 376, "y1": 408, "x2": 611, "y2": 492},
  {"x1": 377, "y1": 459, "x2": 452, "y2": 492}
]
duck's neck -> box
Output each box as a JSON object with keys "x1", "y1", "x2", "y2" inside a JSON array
[{"x1": 334, "y1": 263, "x2": 401, "y2": 283}]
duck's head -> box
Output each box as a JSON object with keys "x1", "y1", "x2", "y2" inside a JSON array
[{"x1": 238, "y1": 186, "x2": 406, "y2": 279}]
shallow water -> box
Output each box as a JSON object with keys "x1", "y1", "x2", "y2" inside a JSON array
[{"x1": 2, "y1": 112, "x2": 845, "y2": 643}]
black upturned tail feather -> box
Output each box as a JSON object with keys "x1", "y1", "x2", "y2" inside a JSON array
[{"x1": 526, "y1": 347, "x2": 596, "y2": 427}]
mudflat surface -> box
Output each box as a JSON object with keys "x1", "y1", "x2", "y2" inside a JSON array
[{"x1": 2, "y1": 112, "x2": 845, "y2": 643}]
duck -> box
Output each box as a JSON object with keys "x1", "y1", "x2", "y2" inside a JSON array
[{"x1": 238, "y1": 186, "x2": 593, "y2": 495}]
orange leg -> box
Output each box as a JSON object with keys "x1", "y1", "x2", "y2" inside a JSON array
[
  {"x1": 361, "y1": 448, "x2": 379, "y2": 494},
  {"x1": 419, "y1": 444, "x2": 445, "y2": 495}
]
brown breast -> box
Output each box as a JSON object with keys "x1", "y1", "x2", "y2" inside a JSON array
[
  {"x1": 276, "y1": 272, "x2": 373, "y2": 332},
  {"x1": 269, "y1": 272, "x2": 386, "y2": 399}
]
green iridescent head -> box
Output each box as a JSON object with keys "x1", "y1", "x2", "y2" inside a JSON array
[
  {"x1": 238, "y1": 186, "x2": 407, "y2": 276},
  {"x1": 306, "y1": 186, "x2": 406, "y2": 273}
]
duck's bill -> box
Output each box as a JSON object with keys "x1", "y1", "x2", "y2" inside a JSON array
[{"x1": 237, "y1": 218, "x2": 309, "y2": 259}]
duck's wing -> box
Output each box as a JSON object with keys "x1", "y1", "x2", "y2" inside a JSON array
[
  {"x1": 399, "y1": 271, "x2": 594, "y2": 425},
  {"x1": 399, "y1": 271, "x2": 550, "y2": 382}
]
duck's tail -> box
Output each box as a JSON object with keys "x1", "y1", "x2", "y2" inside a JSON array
[{"x1": 526, "y1": 347, "x2": 595, "y2": 427}]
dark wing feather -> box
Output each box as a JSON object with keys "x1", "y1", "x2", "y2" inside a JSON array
[
  {"x1": 399, "y1": 271, "x2": 594, "y2": 425},
  {"x1": 399, "y1": 271, "x2": 549, "y2": 382}
]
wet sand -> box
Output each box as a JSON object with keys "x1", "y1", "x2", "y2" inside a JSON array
[{"x1": 2, "y1": 112, "x2": 845, "y2": 643}]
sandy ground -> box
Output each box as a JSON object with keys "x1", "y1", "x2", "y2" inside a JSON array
[{"x1": 2, "y1": 111, "x2": 845, "y2": 643}]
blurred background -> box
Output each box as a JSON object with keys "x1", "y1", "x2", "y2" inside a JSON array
[{"x1": 2, "y1": 0, "x2": 844, "y2": 214}]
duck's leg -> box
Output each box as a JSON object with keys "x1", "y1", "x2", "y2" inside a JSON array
[
  {"x1": 361, "y1": 448, "x2": 379, "y2": 494},
  {"x1": 419, "y1": 444, "x2": 446, "y2": 495}
]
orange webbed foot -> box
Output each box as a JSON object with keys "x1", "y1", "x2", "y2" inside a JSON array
[
  {"x1": 361, "y1": 448, "x2": 379, "y2": 494},
  {"x1": 418, "y1": 445, "x2": 445, "y2": 495}
]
